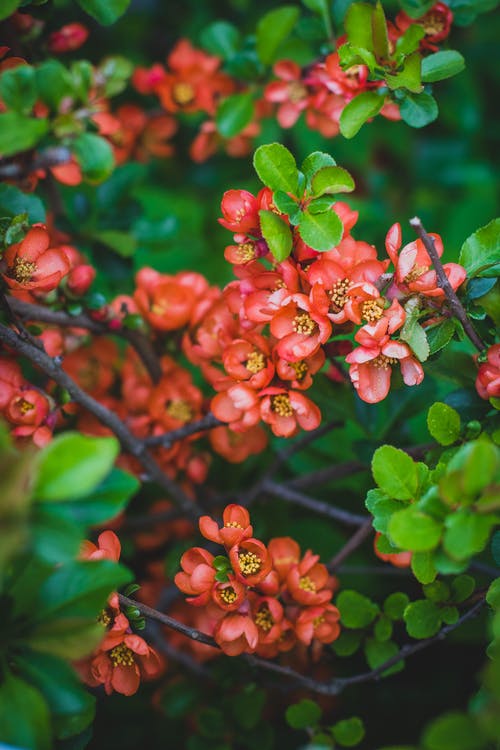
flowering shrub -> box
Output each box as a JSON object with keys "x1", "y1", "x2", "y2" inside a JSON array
[{"x1": 0, "y1": 1, "x2": 499, "y2": 750}]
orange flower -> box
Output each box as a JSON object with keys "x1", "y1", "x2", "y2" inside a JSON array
[
  {"x1": 85, "y1": 633, "x2": 162, "y2": 696},
  {"x1": 81, "y1": 530, "x2": 121, "y2": 562},
  {"x1": 229, "y1": 538, "x2": 272, "y2": 587},
  {"x1": 5, "y1": 388, "x2": 52, "y2": 446},
  {"x1": 174, "y1": 547, "x2": 215, "y2": 606},
  {"x1": 286, "y1": 550, "x2": 333, "y2": 606},
  {"x1": 3, "y1": 225, "x2": 70, "y2": 293},
  {"x1": 209, "y1": 424, "x2": 268, "y2": 464},
  {"x1": 295, "y1": 604, "x2": 341, "y2": 645},
  {"x1": 199, "y1": 504, "x2": 253, "y2": 548},
  {"x1": 268, "y1": 537, "x2": 301, "y2": 582},
  {"x1": 476, "y1": 344, "x2": 500, "y2": 400},
  {"x1": 259, "y1": 387, "x2": 321, "y2": 438},
  {"x1": 211, "y1": 576, "x2": 246, "y2": 612},
  {"x1": 214, "y1": 613, "x2": 259, "y2": 656}
]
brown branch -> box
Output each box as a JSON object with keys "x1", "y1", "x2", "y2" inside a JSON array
[
  {"x1": 144, "y1": 413, "x2": 223, "y2": 448},
  {"x1": 0, "y1": 322, "x2": 199, "y2": 520},
  {"x1": 287, "y1": 459, "x2": 366, "y2": 490},
  {"x1": 119, "y1": 593, "x2": 486, "y2": 696},
  {"x1": 409, "y1": 217, "x2": 486, "y2": 352},
  {"x1": 7, "y1": 296, "x2": 162, "y2": 384},
  {"x1": 327, "y1": 518, "x2": 374, "y2": 571},
  {"x1": 261, "y1": 479, "x2": 368, "y2": 527},
  {"x1": 0, "y1": 146, "x2": 72, "y2": 180}
]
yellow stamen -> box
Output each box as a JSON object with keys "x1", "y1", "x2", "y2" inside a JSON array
[
  {"x1": 13, "y1": 258, "x2": 37, "y2": 283},
  {"x1": 330, "y1": 278, "x2": 351, "y2": 312},
  {"x1": 245, "y1": 350, "x2": 265, "y2": 374},
  {"x1": 166, "y1": 400, "x2": 193, "y2": 423},
  {"x1": 288, "y1": 81, "x2": 307, "y2": 103},
  {"x1": 404, "y1": 264, "x2": 428, "y2": 283},
  {"x1": 225, "y1": 521, "x2": 243, "y2": 528},
  {"x1": 290, "y1": 360, "x2": 308, "y2": 381},
  {"x1": 292, "y1": 312, "x2": 316, "y2": 336},
  {"x1": 238, "y1": 550, "x2": 262, "y2": 576},
  {"x1": 172, "y1": 82, "x2": 195, "y2": 106},
  {"x1": 255, "y1": 605, "x2": 274, "y2": 631},
  {"x1": 313, "y1": 615, "x2": 325, "y2": 627},
  {"x1": 372, "y1": 354, "x2": 398, "y2": 369},
  {"x1": 98, "y1": 609, "x2": 111, "y2": 627},
  {"x1": 18, "y1": 398, "x2": 34, "y2": 415},
  {"x1": 236, "y1": 242, "x2": 256, "y2": 262},
  {"x1": 422, "y1": 12, "x2": 445, "y2": 35},
  {"x1": 271, "y1": 394, "x2": 293, "y2": 418},
  {"x1": 219, "y1": 587, "x2": 237, "y2": 605},
  {"x1": 362, "y1": 299, "x2": 384, "y2": 323},
  {"x1": 109, "y1": 643, "x2": 135, "y2": 667},
  {"x1": 298, "y1": 575, "x2": 316, "y2": 592}
]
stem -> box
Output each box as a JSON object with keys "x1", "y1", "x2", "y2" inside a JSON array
[
  {"x1": 409, "y1": 217, "x2": 486, "y2": 352},
  {"x1": 327, "y1": 518, "x2": 374, "y2": 571},
  {"x1": 145, "y1": 413, "x2": 223, "y2": 448},
  {"x1": 261, "y1": 479, "x2": 367, "y2": 527}
]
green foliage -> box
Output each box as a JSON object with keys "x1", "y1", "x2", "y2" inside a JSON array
[
  {"x1": 216, "y1": 92, "x2": 255, "y2": 138},
  {"x1": 253, "y1": 143, "x2": 299, "y2": 194},
  {"x1": 331, "y1": 717, "x2": 365, "y2": 746},
  {"x1": 256, "y1": 6, "x2": 300, "y2": 65},
  {"x1": 427, "y1": 403, "x2": 461, "y2": 446},
  {"x1": 298, "y1": 209, "x2": 343, "y2": 251},
  {"x1": 404, "y1": 599, "x2": 441, "y2": 638},
  {"x1": 0, "y1": 112, "x2": 48, "y2": 157},
  {"x1": 337, "y1": 590, "x2": 380, "y2": 628},
  {"x1": 422, "y1": 712, "x2": 484, "y2": 750},
  {"x1": 399, "y1": 92, "x2": 439, "y2": 127},
  {"x1": 372, "y1": 445, "x2": 418, "y2": 500},
  {"x1": 421, "y1": 52, "x2": 466, "y2": 83},
  {"x1": 259, "y1": 209, "x2": 293, "y2": 261},
  {"x1": 285, "y1": 699, "x2": 322, "y2": 729},
  {"x1": 72, "y1": 133, "x2": 116, "y2": 184},
  {"x1": 459, "y1": 218, "x2": 500, "y2": 279},
  {"x1": 76, "y1": 0, "x2": 131, "y2": 25},
  {"x1": 339, "y1": 92, "x2": 384, "y2": 138}
]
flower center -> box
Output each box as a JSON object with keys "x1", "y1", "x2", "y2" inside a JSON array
[
  {"x1": 98, "y1": 609, "x2": 112, "y2": 627},
  {"x1": 255, "y1": 605, "x2": 274, "y2": 631},
  {"x1": 313, "y1": 615, "x2": 325, "y2": 627},
  {"x1": 166, "y1": 399, "x2": 193, "y2": 422},
  {"x1": 236, "y1": 242, "x2": 256, "y2": 262},
  {"x1": 288, "y1": 80, "x2": 307, "y2": 103},
  {"x1": 219, "y1": 586, "x2": 237, "y2": 605},
  {"x1": 17, "y1": 397, "x2": 35, "y2": 415},
  {"x1": 13, "y1": 258, "x2": 37, "y2": 283},
  {"x1": 290, "y1": 360, "x2": 308, "y2": 381},
  {"x1": 292, "y1": 312, "x2": 316, "y2": 336},
  {"x1": 330, "y1": 278, "x2": 351, "y2": 312},
  {"x1": 271, "y1": 394, "x2": 293, "y2": 418},
  {"x1": 404, "y1": 264, "x2": 428, "y2": 283},
  {"x1": 172, "y1": 81, "x2": 195, "y2": 105},
  {"x1": 109, "y1": 643, "x2": 135, "y2": 667},
  {"x1": 298, "y1": 575, "x2": 316, "y2": 592},
  {"x1": 422, "y1": 12, "x2": 445, "y2": 35},
  {"x1": 362, "y1": 299, "x2": 384, "y2": 322},
  {"x1": 372, "y1": 354, "x2": 398, "y2": 369},
  {"x1": 345, "y1": 64, "x2": 362, "y2": 81},
  {"x1": 238, "y1": 550, "x2": 262, "y2": 576},
  {"x1": 225, "y1": 521, "x2": 243, "y2": 528},
  {"x1": 245, "y1": 350, "x2": 265, "y2": 374}
]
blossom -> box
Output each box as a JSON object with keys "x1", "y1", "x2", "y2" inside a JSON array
[
  {"x1": 475, "y1": 344, "x2": 500, "y2": 400},
  {"x1": 221, "y1": 335, "x2": 274, "y2": 390},
  {"x1": 211, "y1": 577, "x2": 247, "y2": 612},
  {"x1": 295, "y1": 603, "x2": 341, "y2": 645},
  {"x1": 229, "y1": 538, "x2": 272, "y2": 587},
  {"x1": 259, "y1": 387, "x2": 321, "y2": 437},
  {"x1": 395, "y1": 2, "x2": 453, "y2": 51},
  {"x1": 214, "y1": 613, "x2": 259, "y2": 656},
  {"x1": 286, "y1": 550, "x2": 333, "y2": 606},
  {"x1": 270, "y1": 294, "x2": 332, "y2": 362},
  {"x1": 199, "y1": 504, "x2": 253, "y2": 548},
  {"x1": 2, "y1": 225, "x2": 70, "y2": 293},
  {"x1": 209, "y1": 424, "x2": 268, "y2": 463},
  {"x1": 81, "y1": 633, "x2": 162, "y2": 696},
  {"x1": 268, "y1": 537, "x2": 301, "y2": 582},
  {"x1": 211, "y1": 384, "x2": 261, "y2": 432},
  {"x1": 218, "y1": 189, "x2": 260, "y2": 234},
  {"x1": 133, "y1": 268, "x2": 206, "y2": 331},
  {"x1": 81, "y1": 530, "x2": 121, "y2": 562},
  {"x1": 264, "y1": 60, "x2": 310, "y2": 128},
  {"x1": 4, "y1": 388, "x2": 52, "y2": 447},
  {"x1": 48, "y1": 23, "x2": 88, "y2": 53},
  {"x1": 174, "y1": 547, "x2": 215, "y2": 606}
]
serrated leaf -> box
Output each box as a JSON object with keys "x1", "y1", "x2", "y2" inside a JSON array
[
  {"x1": 372, "y1": 445, "x2": 418, "y2": 500},
  {"x1": 404, "y1": 599, "x2": 441, "y2": 638},
  {"x1": 301, "y1": 151, "x2": 336, "y2": 182},
  {"x1": 285, "y1": 699, "x2": 322, "y2": 729},
  {"x1": 253, "y1": 143, "x2": 299, "y2": 194},
  {"x1": 389, "y1": 506, "x2": 442, "y2": 551},
  {"x1": 459, "y1": 218, "x2": 500, "y2": 279},
  {"x1": 426, "y1": 319, "x2": 456, "y2": 355},
  {"x1": 385, "y1": 51, "x2": 422, "y2": 93},
  {"x1": 337, "y1": 590, "x2": 379, "y2": 628},
  {"x1": 311, "y1": 166, "x2": 355, "y2": 196},
  {"x1": 427, "y1": 402, "x2": 460, "y2": 446},
  {"x1": 298, "y1": 209, "x2": 343, "y2": 251},
  {"x1": 411, "y1": 550, "x2": 437, "y2": 584}
]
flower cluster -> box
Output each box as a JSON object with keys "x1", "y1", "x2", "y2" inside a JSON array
[
  {"x1": 76, "y1": 531, "x2": 162, "y2": 696},
  {"x1": 175, "y1": 504, "x2": 341, "y2": 656},
  {"x1": 475, "y1": 344, "x2": 500, "y2": 401}
]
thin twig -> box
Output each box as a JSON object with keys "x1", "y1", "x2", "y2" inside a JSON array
[
  {"x1": 409, "y1": 217, "x2": 485, "y2": 352},
  {"x1": 0, "y1": 323, "x2": 199, "y2": 519},
  {"x1": 327, "y1": 519, "x2": 374, "y2": 571},
  {"x1": 261, "y1": 479, "x2": 368, "y2": 527},
  {"x1": 8, "y1": 296, "x2": 162, "y2": 383},
  {"x1": 145, "y1": 413, "x2": 223, "y2": 448}
]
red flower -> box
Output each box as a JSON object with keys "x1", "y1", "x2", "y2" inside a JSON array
[
  {"x1": 48, "y1": 23, "x2": 88, "y2": 53},
  {"x1": 374, "y1": 533, "x2": 412, "y2": 568},
  {"x1": 221, "y1": 335, "x2": 274, "y2": 389},
  {"x1": 275, "y1": 348, "x2": 325, "y2": 391},
  {"x1": 218, "y1": 189, "x2": 260, "y2": 234},
  {"x1": 264, "y1": 60, "x2": 310, "y2": 128},
  {"x1": 229, "y1": 538, "x2": 272, "y2": 587},
  {"x1": 295, "y1": 604, "x2": 341, "y2": 645},
  {"x1": 270, "y1": 294, "x2": 332, "y2": 362},
  {"x1": 476, "y1": 344, "x2": 500, "y2": 400},
  {"x1": 211, "y1": 577, "x2": 247, "y2": 612},
  {"x1": 259, "y1": 387, "x2": 321, "y2": 437},
  {"x1": 3, "y1": 225, "x2": 70, "y2": 293},
  {"x1": 214, "y1": 613, "x2": 259, "y2": 656},
  {"x1": 268, "y1": 537, "x2": 301, "y2": 582},
  {"x1": 174, "y1": 547, "x2": 216, "y2": 606},
  {"x1": 251, "y1": 596, "x2": 285, "y2": 648},
  {"x1": 199, "y1": 504, "x2": 253, "y2": 548},
  {"x1": 211, "y1": 384, "x2": 261, "y2": 432},
  {"x1": 0, "y1": 358, "x2": 24, "y2": 410},
  {"x1": 81, "y1": 530, "x2": 121, "y2": 562},
  {"x1": 5, "y1": 388, "x2": 51, "y2": 446},
  {"x1": 209, "y1": 424, "x2": 268, "y2": 463},
  {"x1": 395, "y1": 2, "x2": 453, "y2": 51},
  {"x1": 85, "y1": 634, "x2": 162, "y2": 696},
  {"x1": 286, "y1": 550, "x2": 333, "y2": 606}
]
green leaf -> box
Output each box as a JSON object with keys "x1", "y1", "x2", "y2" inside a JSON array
[
  {"x1": 253, "y1": 143, "x2": 299, "y2": 194},
  {"x1": 384, "y1": 592, "x2": 410, "y2": 620},
  {"x1": 285, "y1": 699, "x2": 322, "y2": 729},
  {"x1": 298, "y1": 209, "x2": 343, "y2": 251},
  {"x1": 34, "y1": 433, "x2": 119, "y2": 502},
  {"x1": 0, "y1": 0, "x2": 21, "y2": 21},
  {"x1": 400, "y1": 298, "x2": 429, "y2": 362},
  {"x1": 451, "y1": 574, "x2": 475, "y2": 603},
  {"x1": 72, "y1": 133, "x2": 115, "y2": 183},
  {"x1": 459, "y1": 218, "x2": 500, "y2": 279},
  {"x1": 385, "y1": 52, "x2": 422, "y2": 93},
  {"x1": 273, "y1": 191, "x2": 301, "y2": 222},
  {"x1": 389, "y1": 506, "x2": 442, "y2": 551},
  {"x1": 308, "y1": 196, "x2": 336, "y2": 214},
  {"x1": 0, "y1": 65, "x2": 37, "y2": 114},
  {"x1": 259, "y1": 209, "x2": 293, "y2": 262},
  {"x1": 404, "y1": 599, "x2": 441, "y2": 638},
  {"x1": 400, "y1": 91, "x2": 438, "y2": 128},
  {"x1": 216, "y1": 92, "x2": 254, "y2": 138},
  {"x1": 374, "y1": 615, "x2": 393, "y2": 641},
  {"x1": 426, "y1": 319, "x2": 456, "y2": 355},
  {"x1": 364, "y1": 638, "x2": 403, "y2": 675},
  {"x1": 92, "y1": 229, "x2": 137, "y2": 257},
  {"x1": 486, "y1": 578, "x2": 500, "y2": 609},
  {"x1": 256, "y1": 6, "x2": 300, "y2": 65},
  {"x1": 422, "y1": 712, "x2": 484, "y2": 750},
  {"x1": 395, "y1": 25, "x2": 426, "y2": 55},
  {"x1": 371, "y1": 2, "x2": 389, "y2": 59},
  {"x1": 301, "y1": 151, "x2": 336, "y2": 183},
  {"x1": 98, "y1": 56, "x2": 134, "y2": 97},
  {"x1": 427, "y1": 402, "x2": 461, "y2": 446},
  {"x1": 200, "y1": 21, "x2": 241, "y2": 59},
  {"x1": 0, "y1": 671, "x2": 51, "y2": 750},
  {"x1": 411, "y1": 551, "x2": 437, "y2": 583},
  {"x1": 340, "y1": 91, "x2": 384, "y2": 138},
  {"x1": 344, "y1": 3, "x2": 374, "y2": 51},
  {"x1": 443, "y1": 510, "x2": 496, "y2": 561},
  {"x1": 372, "y1": 445, "x2": 418, "y2": 500},
  {"x1": 0, "y1": 113, "x2": 48, "y2": 157},
  {"x1": 332, "y1": 717, "x2": 365, "y2": 747},
  {"x1": 423, "y1": 580, "x2": 450, "y2": 603},
  {"x1": 337, "y1": 590, "x2": 379, "y2": 628},
  {"x1": 447, "y1": 439, "x2": 499, "y2": 497},
  {"x1": 43, "y1": 468, "x2": 138, "y2": 527},
  {"x1": 0, "y1": 183, "x2": 46, "y2": 223},
  {"x1": 332, "y1": 630, "x2": 363, "y2": 656},
  {"x1": 421, "y1": 50, "x2": 465, "y2": 83},
  {"x1": 75, "y1": 0, "x2": 131, "y2": 25},
  {"x1": 311, "y1": 166, "x2": 355, "y2": 196},
  {"x1": 36, "y1": 60, "x2": 74, "y2": 111},
  {"x1": 15, "y1": 650, "x2": 95, "y2": 740}
]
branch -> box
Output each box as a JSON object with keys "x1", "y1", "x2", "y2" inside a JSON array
[
  {"x1": 8, "y1": 296, "x2": 162, "y2": 384},
  {"x1": 409, "y1": 217, "x2": 486, "y2": 352},
  {"x1": 144, "y1": 413, "x2": 223, "y2": 448},
  {"x1": 0, "y1": 146, "x2": 72, "y2": 180},
  {"x1": 0, "y1": 322, "x2": 199, "y2": 519},
  {"x1": 327, "y1": 518, "x2": 374, "y2": 571},
  {"x1": 118, "y1": 593, "x2": 486, "y2": 696},
  {"x1": 260, "y1": 479, "x2": 368, "y2": 527}
]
